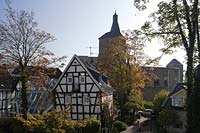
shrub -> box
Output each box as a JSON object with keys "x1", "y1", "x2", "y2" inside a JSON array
[
  {"x1": 83, "y1": 118, "x2": 101, "y2": 133},
  {"x1": 10, "y1": 111, "x2": 102, "y2": 133},
  {"x1": 153, "y1": 90, "x2": 169, "y2": 113},
  {"x1": 144, "y1": 101, "x2": 154, "y2": 109},
  {"x1": 113, "y1": 120, "x2": 128, "y2": 132},
  {"x1": 157, "y1": 109, "x2": 179, "y2": 132}
]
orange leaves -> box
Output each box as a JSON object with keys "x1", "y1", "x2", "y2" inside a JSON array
[{"x1": 97, "y1": 37, "x2": 146, "y2": 95}]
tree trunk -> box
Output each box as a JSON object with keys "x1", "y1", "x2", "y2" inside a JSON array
[
  {"x1": 190, "y1": 65, "x2": 200, "y2": 132},
  {"x1": 21, "y1": 75, "x2": 28, "y2": 119},
  {"x1": 186, "y1": 51, "x2": 194, "y2": 132}
]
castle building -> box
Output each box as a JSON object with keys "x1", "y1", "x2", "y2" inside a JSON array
[
  {"x1": 143, "y1": 59, "x2": 183, "y2": 101},
  {"x1": 98, "y1": 12, "x2": 125, "y2": 60},
  {"x1": 98, "y1": 12, "x2": 183, "y2": 101}
]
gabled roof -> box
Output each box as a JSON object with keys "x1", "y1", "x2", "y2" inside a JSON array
[
  {"x1": 99, "y1": 13, "x2": 122, "y2": 39},
  {"x1": 168, "y1": 83, "x2": 186, "y2": 97},
  {"x1": 162, "y1": 83, "x2": 186, "y2": 110},
  {"x1": 78, "y1": 56, "x2": 108, "y2": 83},
  {"x1": 53, "y1": 54, "x2": 114, "y2": 93},
  {"x1": 166, "y1": 59, "x2": 183, "y2": 67}
]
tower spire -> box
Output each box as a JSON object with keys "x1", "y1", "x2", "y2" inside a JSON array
[{"x1": 110, "y1": 12, "x2": 121, "y2": 35}]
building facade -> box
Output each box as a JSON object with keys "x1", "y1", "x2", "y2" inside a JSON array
[
  {"x1": 143, "y1": 59, "x2": 183, "y2": 101},
  {"x1": 53, "y1": 55, "x2": 114, "y2": 120}
]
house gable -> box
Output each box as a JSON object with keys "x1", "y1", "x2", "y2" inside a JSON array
[
  {"x1": 170, "y1": 89, "x2": 186, "y2": 108},
  {"x1": 53, "y1": 54, "x2": 105, "y2": 120}
]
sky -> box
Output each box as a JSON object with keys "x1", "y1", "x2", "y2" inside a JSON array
[{"x1": 0, "y1": 0, "x2": 186, "y2": 69}]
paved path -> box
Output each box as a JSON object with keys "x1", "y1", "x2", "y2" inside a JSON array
[{"x1": 121, "y1": 117, "x2": 149, "y2": 133}]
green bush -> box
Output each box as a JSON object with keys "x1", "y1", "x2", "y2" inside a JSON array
[
  {"x1": 3, "y1": 111, "x2": 102, "y2": 133},
  {"x1": 153, "y1": 90, "x2": 169, "y2": 113},
  {"x1": 157, "y1": 109, "x2": 179, "y2": 132},
  {"x1": 144, "y1": 101, "x2": 154, "y2": 109},
  {"x1": 83, "y1": 118, "x2": 101, "y2": 133},
  {"x1": 113, "y1": 120, "x2": 128, "y2": 132}
]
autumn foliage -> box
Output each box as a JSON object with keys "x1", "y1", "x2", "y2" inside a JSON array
[{"x1": 98, "y1": 36, "x2": 147, "y2": 119}]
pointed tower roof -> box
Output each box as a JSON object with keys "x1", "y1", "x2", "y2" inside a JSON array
[{"x1": 99, "y1": 12, "x2": 122, "y2": 39}]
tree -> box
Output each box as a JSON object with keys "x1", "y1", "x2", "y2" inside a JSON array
[
  {"x1": 191, "y1": 65, "x2": 200, "y2": 131},
  {"x1": 153, "y1": 89, "x2": 169, "y2": 113},
  {"x1": 157, "y1": 109, "x2": 179, "y2": 133},
  {"x1": 0, "y1": 1, "x2": 65, "y2": 118},
  {"x1": 133, "y1": 0, "x2": 199, "y2": 131},
  {"x1": 97, "y1": 33, "x2": 147, "y2": 119}
]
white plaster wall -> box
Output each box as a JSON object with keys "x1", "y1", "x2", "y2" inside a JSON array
[
  {"x1": 85, "y1": 114, "x2": 89, "y2": 119},
  {"x1": 72, "y1": 59, "x2": 79, "y2": 65},
  {"x1": 78, "y1": 106, "x2": 83, "y2": 113},
  {"x1": 90, "y1": 93, "x2": 96, "y2": 97},
  {"x1": 72, "y1": 98, "x2": 76, "y2": 104},
  {"x1": 86, "y1": 84, "x2": 92, "y2": 92},
  {"x1": 79, "y1": 114, "x2": 83, "y2": 119},
  {"x1": 90, "y1": 98, "x2": 96, "y2": 104},
  {"x1": 91, "y1": 85, "x2": 99, "y2": 92},
  {"x1": 68, "y1": 66, "x2": 75, "y2": 72},
  {"x1": 77, "y1": 66, "x2": 84, "y2": 72},
  {"x1": 95, "y1": 106, "x2": 100, "y2": 113},
  {"x1": 80, "y1": 85, "x2": 85, "y2": 92},
  {"x1": 56, "y1": 106, "x2": 61, "y2": 110},
  {"x1": 60, "y1": 98, "x2": 64, "y2": 104},
  {"x1": 72, "y1": 106, "x2": 76, "y2": 113},
  {"x1": 61, "y1": 85, "x2": 66, "y2": 92},
  {"x1": 84, "y1": 106, "x2": 89, "y2": 113},
  {"x1": 91, "y1": 106, "x2": 94, "y2": 113},
  {"x1": 68, "y1": 85, "x2": 72, "y2": 92},
  {"x1": 60, "y1": 77, "x2": 66, "y2": 84},
  {"x1": 72, "y1": 114, "x2": 77, "y2": 119},
  {"x1": 86, "y1": 77, "x2": 93, "y2": 83},
  {"x1": 56, "y1": 98, "x2": 59, "y2": 104},
  {"x1": 56, "y1": 86, "x2": 62, "y2": 92}
]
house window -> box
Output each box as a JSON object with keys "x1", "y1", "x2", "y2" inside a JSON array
[
  {"x1": 173, "y1": 97, "x2": 181, "y2": 107},
  {"x1": 67, "y1": 76, "x2": 73, "y2": 84},
  {"x1": 83, "y1": 95, "x2": 90, "y2": 105},
  {"x1": 79, "y1": 76, "x2": 85, "y2": 84}
]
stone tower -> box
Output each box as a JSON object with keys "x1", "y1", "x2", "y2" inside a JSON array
[{"x1": 98, "y1": 12, "x2": 124, "y2": 59}]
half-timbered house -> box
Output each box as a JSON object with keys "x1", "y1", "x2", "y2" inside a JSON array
[
  {"x1": 0, "y1": 66, "x2": 62, "y2": 117},
  {"x1": 53, "y1": 54, "x2": 114, "y2": 120}
]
